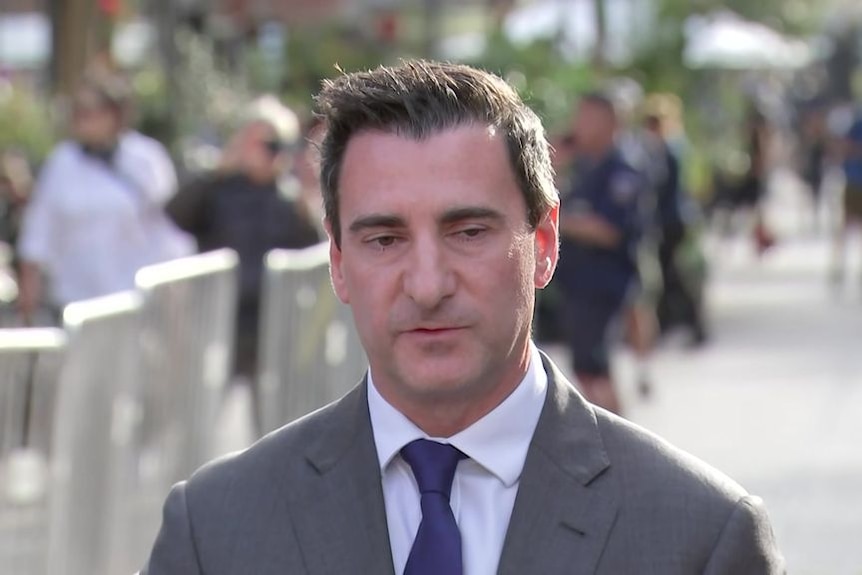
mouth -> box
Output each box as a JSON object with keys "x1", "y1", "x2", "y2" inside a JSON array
[{"x1": 404, "y1": 326, "x2": 467, "y2": 336}]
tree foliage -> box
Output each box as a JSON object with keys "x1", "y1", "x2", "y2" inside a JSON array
[{"x1": 0, "y1": 84, "x2": 55, "y2": 165}]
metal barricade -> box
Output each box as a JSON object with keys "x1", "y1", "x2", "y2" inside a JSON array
[
  {"x1": 0, "y1": 329, "x2": 66, "y2": 458},
  {"x1": 127, "y1": 249, "x2": 238, "y2": 563},
  {"x1": 258, "y1": 243, "x2": 367, "y2": 435},
  {"x1": 0, "y1": 328, "x2": 66, "y2": 575},
  {"x1": 46, "y1": 293, "x2": 143, "y2": 575}
]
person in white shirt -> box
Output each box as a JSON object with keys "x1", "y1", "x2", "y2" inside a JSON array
[
  {"x1": 145, "y1": 60, "x2": 783, "y2": 575},
  {"x1": 17, "y1": 71, "x2": 191, "y2": 321}
]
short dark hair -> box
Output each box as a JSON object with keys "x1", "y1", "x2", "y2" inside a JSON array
[
  {"x1": 78, "y1": 70, "x2": 133, "y2": 117},
  {"x1": 314, "y1": 60, "x2": 558, "y2": 248},
  {"x1": 578, "y1": 91, "x2": 618, "y2": 121}
]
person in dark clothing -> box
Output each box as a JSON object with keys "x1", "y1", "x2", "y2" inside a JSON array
[
  {"x1": 833, "y1": 104, "x2": 862, "y2": 287},
  {"x1": 0, "y1": 149, "x2": 31, "y2": 255},
  {"x1": 644, "y1": 114, "x2": 707, "y2": 346},
  {"x1": 167, "y1": 97, "x2": 321, "y2": 385},
  {"x1": 557, "y1": 93, "x2": 645, "y2": 415},
  {"x1": 799, "y1": 104, "x2": 828, "y2": 224},
  {"x1": 742, "y1": 108, "x2": 776, "y2": 254}
]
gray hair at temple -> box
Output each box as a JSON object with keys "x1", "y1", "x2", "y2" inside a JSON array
[{"x1": 314, "y1": 60, "x2": 559, "y2": 248}]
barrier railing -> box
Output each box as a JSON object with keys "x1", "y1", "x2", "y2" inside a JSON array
[
  {"x1": 46, "y1": 292, "x2": 144, "y2": 575},
  {"x1": 257, "y1": 243, "x2": 366, "y2": 435},
  {"x1": 127, "y1": 249, "x2": 239, "y2": 565},
  {"x1": 0, "y1": 328, "x2": 66, "y2": 575}
]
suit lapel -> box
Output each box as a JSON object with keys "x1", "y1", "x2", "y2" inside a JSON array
[
  {"x1": 289, "y1": 380, "x2": 396, "y2": 575},
  {"x1": 497, "y1": 353, "x2": 619, "y2": 575}
]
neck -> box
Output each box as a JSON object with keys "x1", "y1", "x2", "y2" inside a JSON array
[
  {"x1": 81, "y1": 140, "x2": 118, "y2": 163},
  {"x1": 376, "y1": 342, "x2": 533, "y2": 438},
  {"x1": 246, "y1": 171, "x2": 278, "y2": 186}
]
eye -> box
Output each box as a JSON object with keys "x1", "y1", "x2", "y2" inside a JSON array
[
  {"x1": 366, "y1": 235, "x2": 399, "y2": 249},
  {"x1": 456, "y1": 227, "x2": 487, "y2": 240}
]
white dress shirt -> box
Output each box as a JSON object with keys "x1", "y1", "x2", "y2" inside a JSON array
[
  {"x1": 367, "y1": 343, "x2": 548, "y2": 575},
  {"x1": 18, "y1": 132, "x2": 193, "y2": 306}
]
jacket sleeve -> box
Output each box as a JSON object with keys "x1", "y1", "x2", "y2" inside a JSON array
[
  {"x1": 702, "y1": 496, "x2": 785, "y2": 575},
  {"x1": 165, "y1": 176, "x2": 214, "y2": 236},
  {"x1": 142, "y1": 482, "x2": 203, "y2": 575}
]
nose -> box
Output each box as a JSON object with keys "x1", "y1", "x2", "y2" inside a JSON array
[{"x1": 402, "y1": 236, "x2": 456, "y2": 310}]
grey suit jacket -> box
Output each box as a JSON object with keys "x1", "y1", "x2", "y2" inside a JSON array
[{"x1": 143, "y1": 353, "x2": 784, "y2": 574}]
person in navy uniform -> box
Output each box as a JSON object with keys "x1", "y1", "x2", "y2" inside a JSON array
[
  {"x1": 643, "y1": 112, "x2": 707, "y2": 346},
  {"x1": 556, "y1": 92, "x2": 645, "y2": 415}
]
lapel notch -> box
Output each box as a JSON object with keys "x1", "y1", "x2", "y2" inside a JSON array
[{"x1": 497, "y1": 353, "x2": 619, "y2": 575}]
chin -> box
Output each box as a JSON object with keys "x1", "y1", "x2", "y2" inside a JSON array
[{"x1": 396, "y1": 356, "x2": 486, "y2": 400}]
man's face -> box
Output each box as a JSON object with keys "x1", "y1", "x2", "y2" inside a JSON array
[
  {"x1": 239, "y1": 121, "x2": 285, "y2": 183},
  {"x1": 572, "y1": 101, "x2": 615, "y2": 158},
  {"x1": 71, "y1": 89, "x2": 120, "y2": 147},
  {"x1": 329, "y1": 125, "x2": 558, "y2": 412}
]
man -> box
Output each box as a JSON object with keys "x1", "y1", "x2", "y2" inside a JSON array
[
  {"x1": 166, "y1": 96, "x2": 320, "y2": 390},
  {"x1": 17, "y1": 70, "x2": 191, "y2": 323},
  {"x1": 556, "y1": 93, "x2": 645, "y2": 413},
  {"x1": 741, "y1": 107, "x2": 776, "y2": 255},
  {"x1": 144, "y1": 61, "x2": 783, "y2": 574},
  {"x1": 832, "y1": 103, "x2": 862, "y2": 287},
  {"x1": 644, "y1": 112, "x2": 707, "y2": 347}
]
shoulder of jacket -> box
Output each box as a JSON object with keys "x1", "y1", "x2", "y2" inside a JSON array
[
  {"x1": 594, "y1": 409, "x2": 749, "y2": 508},
  {"x1": 184, "y1": 391, "x2": 355, "y2": 495}
]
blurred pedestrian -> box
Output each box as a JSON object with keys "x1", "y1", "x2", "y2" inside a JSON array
[
  {"x1": 798, "y1": 103, "x2": 829, "y2": 231},
  {"x1": 0, "y1": 149, "x2": 31, "y2": 254},
  {"x1": 616, "y1": 93, "x2": 663, "y2": 399},
  {"x1": 644, "y1": 112, "x2": 708, "y2": 346},
  {"x1": 742, "y1": 107, "x2": 776, "y2": 254},
  {"x1": 16, "y1": 70, "x2": 191, "y2": 324},
  {"x1": 0, "y1": 149, "x2": 32, "y2": 317},
  {"x1": 294, "y1": 116, "x2": 326, "y2": 230},
  {"x1": 166, "y1": 96, "x2": 321, "y2": 396},
  {"x1": 832, "y1": 103, "x2": 862, "y2": 287},
  {"x1": 557, "y1": 93, "x2": 646, "y2": 414}
]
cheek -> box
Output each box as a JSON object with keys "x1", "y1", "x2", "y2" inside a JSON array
[
  {"x1": 473, "y1": 247, "x2": 534, "y2": 309},
  {"x1": 342, "y1": 264, "x2": 393, "y2": 325},
  {"x1": 95, "y1": 116, "x2": 117, "y2": 135},
  {"x1": 251, "y1": 152, "x2": 271, "y2": 170}
]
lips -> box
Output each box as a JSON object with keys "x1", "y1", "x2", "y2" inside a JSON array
[{"x1": 404, "y1": 326, "x2": 467, "y2": 336}]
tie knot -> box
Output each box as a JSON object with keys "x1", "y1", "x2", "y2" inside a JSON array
[{"x1": 400, "y1": 439, "x2": 465, "y2": 498}]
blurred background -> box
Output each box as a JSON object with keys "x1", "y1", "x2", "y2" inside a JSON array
[{"x1": 1, "y1": 1, "x2": 861, "y2": 574}]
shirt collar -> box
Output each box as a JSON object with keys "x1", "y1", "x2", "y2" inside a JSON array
[{"x1": 367, "y1": 343, "x2": 548, "y2": 488}]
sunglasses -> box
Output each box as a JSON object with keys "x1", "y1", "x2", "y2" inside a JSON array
[{"x1": 263, "y1": 139, "x2": 285, "y2": 155}]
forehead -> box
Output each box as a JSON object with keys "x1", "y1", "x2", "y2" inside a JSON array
[
  {"x1": 338, "y1": 125, "x2": 524, "y2": 218},
  {"x1": 578, "y1": 98, "x2": 615, "y2": 117},
  {"x1": 73, "y1": 89, "x2": 106, "y2": 110},
  {"x1": 243, "y1": 120, "x2": 276, "y2": 140}
]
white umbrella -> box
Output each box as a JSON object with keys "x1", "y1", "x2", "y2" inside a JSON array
[
  {"x1": 684, "y1": 11, "x2": 812, "y2": 70},
  {"x1": 503, "y1": 0, "x2": 651, "y2": 64}
]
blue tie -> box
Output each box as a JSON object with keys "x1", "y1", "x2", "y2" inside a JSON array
[{"x1": 401, "y1": 439, "x2": 466, "y2": 575}]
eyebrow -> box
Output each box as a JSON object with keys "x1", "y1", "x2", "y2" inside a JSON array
[
  {"x1": 347, "y1": 206, "x2": 505, "y2": 235},
  {"x1": 438, "y1": 206, "x2": 505, "y2": 226},
  {"x1": 348, "y1": 214, "x2": 407, "y2": 234}
]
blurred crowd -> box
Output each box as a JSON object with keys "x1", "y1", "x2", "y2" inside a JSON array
[
  {"x1": 0, "y1": 65, "x2": 324, "y2": 411},
  {"x1": 1, "y1": 55, "x2": 862, "y2": 418}
]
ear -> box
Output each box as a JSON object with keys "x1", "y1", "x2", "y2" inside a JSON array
[
  {"x1": 325, "y1": 219, "x2": 350, "y2": 304},
  {"x1": 534, "y1": 204, "x2": 560, "y2": 289}
]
